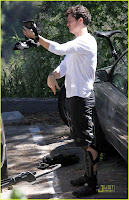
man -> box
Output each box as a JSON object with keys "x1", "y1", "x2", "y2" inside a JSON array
[{"x1": 23, "y1": 5, "x2": 98, "y2": 197}]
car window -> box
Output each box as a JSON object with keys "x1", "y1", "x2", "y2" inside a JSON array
[{"x1": 111, "y1": 52, "x2": 128, "y2": 95}]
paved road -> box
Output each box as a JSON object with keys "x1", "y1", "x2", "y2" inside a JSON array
[{"x1": 1, "y1": 115, "x2": 128, "y2": 199}]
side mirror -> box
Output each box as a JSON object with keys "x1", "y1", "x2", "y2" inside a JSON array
[{"x1": 95, "y1": 70, "x2": 108, "y2": 82}]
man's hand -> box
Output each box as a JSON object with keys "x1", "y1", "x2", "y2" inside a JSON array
[
  {"x1": 23, "y1": 26, "x2": 35, "y2": 39},
  {"x1": 47, "y1": 74, "x2": 60, "y2": 95}
]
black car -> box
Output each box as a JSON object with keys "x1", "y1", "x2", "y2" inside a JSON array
[
  {"x1": 94, "y1": 49, "x2": 128, "y2": 162},
  {"x1": 1, "y1": 118, "x2": 8, "y2": 179}
]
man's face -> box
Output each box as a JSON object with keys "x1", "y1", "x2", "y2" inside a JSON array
[{"x1": 67, "y1": 14, "x2": 80, "y2": 35}]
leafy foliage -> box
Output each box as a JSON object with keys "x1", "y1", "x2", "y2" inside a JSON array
[{"x1": 2, "y1": 1, "x2": 128, "y2": 97}]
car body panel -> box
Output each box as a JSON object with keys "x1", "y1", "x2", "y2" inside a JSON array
[
  {"x1": 1, "y1": 118, "x2": 8, "y2": 179},
  {"x1": 94, "y1": 49, "x2": 128, "y2": 161},
  {"x1": 1, "y1": 118, "x2": 6, "y2": 168}
]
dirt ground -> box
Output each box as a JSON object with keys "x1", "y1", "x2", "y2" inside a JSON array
[
  {"x1": 2, "y1": 111, "x2": 128, "y2": 199},
  {"x1": 24, "y1": 112, "x2": 65, "y2": 125}
]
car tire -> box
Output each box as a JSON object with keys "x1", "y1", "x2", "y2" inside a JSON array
[
  {"x1": 1, "y1": 148, "x2": 8, "y2": 180},
  {"x1": 58, "y1": 85, "x2": 69, "y2": 126},
  {"x1": 1, "y1": 160, "x2": 8, "y2": 180}
]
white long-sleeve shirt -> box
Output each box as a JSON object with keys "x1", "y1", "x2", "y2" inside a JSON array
[{"x1": 48, "y1": 33, "x2": 97, "y2": 98}]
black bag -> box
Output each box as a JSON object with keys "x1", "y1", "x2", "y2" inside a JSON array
[{"x1": 38, "y1": 154, "x2": 80, "y2": 170}]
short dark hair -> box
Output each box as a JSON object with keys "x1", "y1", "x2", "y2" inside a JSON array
[{"x1": 65, "y1": 5, "x2": 91, "y2": 26}]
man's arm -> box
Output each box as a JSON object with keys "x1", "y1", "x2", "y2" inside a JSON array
[
  {"x1": 38, "y1": 35, "x2": 50, "y2": 50},
  {"x1": 23, "y1": 26, "x2": 89, "y2": 56}
]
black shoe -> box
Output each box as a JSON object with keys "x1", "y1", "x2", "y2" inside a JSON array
[
  {"x1": 72, "y1": 182, "x2": 98, "y2": 197},
  {"x1": 70, "y1": 174, "x2": 88, "y2": 186}
]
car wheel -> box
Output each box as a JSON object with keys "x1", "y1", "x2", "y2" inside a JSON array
[
  {"x1": 58, "y1": 85, "x2": 69, "y2": 126},
  {"x1": 1, "y1": 150, "x2": 8, "y2": 180}
]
